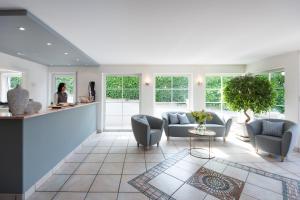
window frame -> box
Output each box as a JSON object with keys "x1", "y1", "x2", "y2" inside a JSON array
[{"x1": 154, "y1": 74, "x2": 191, "y2": 104}]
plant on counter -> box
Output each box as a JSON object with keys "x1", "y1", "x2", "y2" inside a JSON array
[{"x1": 223, "y1": 74, "x2": 276, "y2": 123}]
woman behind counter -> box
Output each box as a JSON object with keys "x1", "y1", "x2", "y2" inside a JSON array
[{"x1": 54, "y1": 83, "x2": 68, "y2": 104}]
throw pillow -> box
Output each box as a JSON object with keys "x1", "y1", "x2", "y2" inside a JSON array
[
  {"x1": 262, "y1": 120, "x2": 284, "y2": 137},
  {"x1": 169, "y1": 113, "x2": 179, "y2": 124},
  {"x1": 178, "y1": 113, "x2": 190, "y2": 124}
]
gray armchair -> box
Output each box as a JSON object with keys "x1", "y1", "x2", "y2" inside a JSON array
[
  {"x1": 131, "y1": 115, "x2": 164, "y2": 148},
  {"x1": 246, "y1": 119, "x2": 299, "y2": 162}
]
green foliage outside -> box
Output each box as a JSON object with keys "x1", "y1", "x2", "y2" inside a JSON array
[
  {"x1": 55, "y1": 76, "x2": 74, "y2": 94},
  {"x1": 205, "y1": 76, "x2": 234, "y2": 111},
  {"x1": 106, "y1": 76, "x2": 139, "y2": 100},
  {"x1": 223, "y1": 74, "x2": 276, "y2": 122},
  {"x1": 10, "y1": 76, "x2": 22, "y2": 89},
  {"x1": 155, "y1": 76, "x2": 189, "y2": 103}
]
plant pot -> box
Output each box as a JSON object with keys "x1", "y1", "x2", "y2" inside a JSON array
[{"x1": 236, "y1": 122, "x2": 250, "y2": 142}]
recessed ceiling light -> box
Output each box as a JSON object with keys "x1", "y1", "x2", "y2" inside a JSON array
[
  {"x1": 76, "y1": 58, "x2": 80, "y2": 62},
  {"x1": 18, "y1": 26, "x2": 26, "y2": 31},
  {"x1": 17, "y1": 52, "x2": 24, "y2": 56},
  {"x1": 64, "y1": 52, "x2": 69, "y2": 55},
  {"x1": 47, "y1": 42, "x2": 52, "y2": 46}
]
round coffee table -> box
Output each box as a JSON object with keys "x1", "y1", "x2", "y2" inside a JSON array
[{"x1": 188, "y1": 128, "x2": 216, "y2": 159}]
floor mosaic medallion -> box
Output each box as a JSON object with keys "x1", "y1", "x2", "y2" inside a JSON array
[{"x1": 187, "y1": 167, "x2": 244, "y2": 199}]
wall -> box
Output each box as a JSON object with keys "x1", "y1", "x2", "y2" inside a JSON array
[
  {"x1": 0, "y1": 53, "x2": 48, "y2": 109},
  {"x1": 246, "y1": 51, "x2": 300, "y2": 147}
]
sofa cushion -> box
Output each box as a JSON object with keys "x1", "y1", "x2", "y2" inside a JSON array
[
  {"x1": 178, "y1": 113, "x2": 190, "y2": 124},
  {"x1": 168, "y1": 113, "x2": 179, "y2": 124},
  {"x1": 256, "y1": 135, "x2": 282, "y2": 155},
  {"x1": 262, "y1": 120, "x2": 284, "y2": 137}
]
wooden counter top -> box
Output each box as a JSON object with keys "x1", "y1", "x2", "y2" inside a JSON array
[{"x1": 0, "y1": 102, "x2": 99, "y2": 120}]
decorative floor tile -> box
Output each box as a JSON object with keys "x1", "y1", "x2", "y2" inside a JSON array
[{"x1": 187, "y1": 167, "x2": 244, "y2": 200}]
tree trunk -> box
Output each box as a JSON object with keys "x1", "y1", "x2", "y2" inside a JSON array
[{"x1": 244, "y1": 110, "x2": 250, "y2": 123}]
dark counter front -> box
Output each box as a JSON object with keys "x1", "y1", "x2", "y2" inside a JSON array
[{"x1": 0, "y1": 103, "x2": 98, "y2": 197}]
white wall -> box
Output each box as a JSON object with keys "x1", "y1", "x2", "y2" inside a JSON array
[
  {"x1": 0, "y1": 53, "x2": 48, "y2": 109},
  {"x1": 246, "y1": 51, "x2": 300, "y2": 148}
]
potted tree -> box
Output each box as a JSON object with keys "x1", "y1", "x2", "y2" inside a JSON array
[{"x1": 223, "y1": 74, "x2": 276, "y2": 140}]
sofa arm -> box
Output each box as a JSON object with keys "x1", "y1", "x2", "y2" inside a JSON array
[
  {"x1": 224, "y1": 118, "x2": 233, "y2": 137},
  {"x1": 161, "y1": 113, "x2": 169, "y2": 136}
]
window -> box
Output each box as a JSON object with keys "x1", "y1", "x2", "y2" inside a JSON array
[
  {"x1": 51, "y1": 73, "x2": 76, "y2": 103},
  {"x1": 205, "y1": 75, "x2": 235, "y2": 112},
  {"x1": 104, "y1": 75, "x2": 140, "y2": 130},
  {"x1": 154, "y1": 75, "x2": 190, "y2": 116},
  {"x1": 0, "y1": 72, "x2": 22, "y2": 102},
  {"x1": 259, "y1": 71, "x2": 285, "y2": 116}
]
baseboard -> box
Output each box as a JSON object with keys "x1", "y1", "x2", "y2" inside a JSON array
[{"x1": 23, "y1": 131, "x2": 97, "y2": 199}]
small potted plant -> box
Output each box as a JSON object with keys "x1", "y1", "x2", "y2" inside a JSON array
[{"x1": 191, "y1": 110, "x2": 213, "y2": 131}]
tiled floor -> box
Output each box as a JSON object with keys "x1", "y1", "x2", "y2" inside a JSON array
[{"x1": 28, "y1": 132, "x2": 300, "y2": 200}]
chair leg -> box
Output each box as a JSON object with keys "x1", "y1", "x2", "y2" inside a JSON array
[
  {"x1": 281, "y1": 155, "x2": 285, "y2": 162},
  {"x1": 137, "y1": 143, "x2": 139, "y2": 147},
  {"x1": 157, "y1": 142, "x2": 159, "y2": 147},
  {"x1": 167, "y1": 136, "x2": 170, "y2": 141},
  {"x1": 223, "y1": 137, "x2": 226, "y2": 142},
  {"x1": 256, "y1": 147, "x2": 258, "y2": 153}
]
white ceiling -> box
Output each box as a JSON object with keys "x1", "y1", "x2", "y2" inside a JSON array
[{"x1": 0, "y1": 0, "x2": 300, "y2": 65}]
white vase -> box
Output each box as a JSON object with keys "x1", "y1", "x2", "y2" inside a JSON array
[
  {"x1": 25, "y1": 100, "x2": 42, "y2": 114},
  {"x1": 7, "y1": 85, "x2": 29, "y2": 115}
]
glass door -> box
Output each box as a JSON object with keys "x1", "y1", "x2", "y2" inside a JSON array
[{"x1": 104, "y1": 75, "x2": 140, "y2": 130}]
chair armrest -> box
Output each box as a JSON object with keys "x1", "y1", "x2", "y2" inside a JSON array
[
  {"x1": 282, "y1": 124, "x2": 299, "y2": 156},
  {"x1": 246, "y1": 120, "x2": 262, "y2": 147},
  {"x1": 131, "y1": 118, "x2": 151, "y2": 145},
  {"x1": 147, "y1": 116, "x2": 164, "y2": 130}
]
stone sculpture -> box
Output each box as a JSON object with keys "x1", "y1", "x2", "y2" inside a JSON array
[
  {"x1": 7, "y1": 85, "x2": 29, "y2": 115},
  {"x1": 25, "y1": 100, "x2": 42, "y2": 115}
]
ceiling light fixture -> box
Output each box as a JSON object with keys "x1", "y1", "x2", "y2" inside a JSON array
[
  {"x1": 17, "y1": 52, "x2": 24, "y2": 56},
  {"x1": 64, "y1": 52, "x2": 69, "y2": 55},
  {"x1": 46, "y1": 42, "x2": 52, "y2": 46},
  {"x1": 18, "y1": 26, "x2": 26, "y2": 31}
]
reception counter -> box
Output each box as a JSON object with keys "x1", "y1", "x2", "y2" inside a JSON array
[{"x1": 0, "y1": 102, "x2": 98, "y2": 199}]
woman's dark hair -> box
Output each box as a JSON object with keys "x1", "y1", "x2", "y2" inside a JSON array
[{"x1": 57, "y1": 83, "x2": 66, "y2": 93}]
